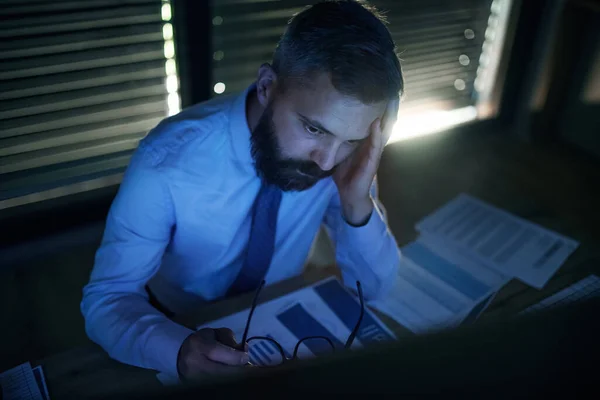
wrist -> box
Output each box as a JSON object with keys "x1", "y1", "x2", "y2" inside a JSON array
[{"x1": 341, "y1": 196, "x2": 373, "y2": 226}]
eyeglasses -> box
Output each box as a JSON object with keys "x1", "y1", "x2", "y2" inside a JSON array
[{"x1": 238, "y1": 280, "x2": 364, "y2": 366}]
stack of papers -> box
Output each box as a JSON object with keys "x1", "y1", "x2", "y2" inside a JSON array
[
  {"x1": 0, "y1": 362, "x2": 50, "y2": 400},
  {"x1": 371, "y1": 194, "x2": 579, "y2": 334}
]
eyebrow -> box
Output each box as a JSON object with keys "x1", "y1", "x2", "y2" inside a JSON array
[
  {"x1": 297, "y1": 113, "x2": 336, "y2": 136},
  {"x1": 297, "y1": 113, "x2": 367, "y2": 143}
]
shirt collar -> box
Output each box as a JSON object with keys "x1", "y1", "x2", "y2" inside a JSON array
[{"x1": 229, "y1": 83, "x2": 257, "y2": 165}]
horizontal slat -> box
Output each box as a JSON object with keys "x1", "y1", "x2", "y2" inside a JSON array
[
  {"x1": 401, "y1": 95, "x2": 474, "y2": 113},
  {"x1": 212, "y1": 0, "x2": 312, "y2": 17},
  {"x1": 403, "y1": 60, "x2": 477, "y2": 79},
  {"x1": 213, "y1": 26, "x2": 287, "y2": 47},
  {"x1": 1, "y1": 98, "x2": 166, "y2": 139},
  {"x1": 214, "y1": 7, "x2": 306, "y2": 24},
  {"x1": 0, "y1": 152, "x2": 133, "y2": 199},
  {"x1": 0, "y1": 173, "x2": 124, "y2": 210},
  {"x1": 0, "y1": 24, "x2": 164, "y2": 60},
  {"x1": 398, "y1": 40, "x2": 481, "y2": 60},
  {"x1": 401, "y1": 48, "x2": 483, "y2": 70},
  {"x1": 399, "y1": 97, "x2": 475, "y2": 115},
  {"x1": 0, "y1": 5, "x2": 161, "y2": 37},
  {"x1": 0, "y1": 40, "x2": 163, "y2": 73},
  {"x1": 404, "y1": 82, "x2": 475, "y2": 103},
  {"x1": 0, "y1": 132, "x2": 147, "y2": 174},
  {"x1": 0, "y1": 79, "x2": 166, "y2": 119},
  {"x1": 0, "y1": 0, "x2": 155, "y2": 15},
  {"x1": 406, "y1": 74, "x2": 475, "y2": 93},
  {"x1": 0, "y1": 50, "x2": 164, "y2": 81},
  {"x1": 0, "y1": 116, "x2": 162, "y2": 157},
  {"x1": 0, "y1": 61, "x2": 165, "y2": 101}
]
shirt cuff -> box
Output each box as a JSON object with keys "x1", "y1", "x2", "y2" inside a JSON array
[
  {"x1": 148, "y1": 320, "x2": 195, "y2": 376},
  {"x1": 338, "y1": 201, "x2": 388, "y2": 249}
]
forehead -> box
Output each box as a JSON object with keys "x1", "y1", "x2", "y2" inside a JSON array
[{"x1": 279, "y1": 73, "x2": 386, "y2": 141}]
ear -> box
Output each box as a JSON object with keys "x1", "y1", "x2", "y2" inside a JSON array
[{"x1": 256, "y1": 63, "x2": 278, "y2": 108}]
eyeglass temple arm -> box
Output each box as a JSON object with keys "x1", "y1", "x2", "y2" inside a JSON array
[
  {"x1": 344, "y1": 281, "x2": 364, "y2": 349},
  {"x1": 239, "y1": 280, "x2": 266, "y2": 351}
]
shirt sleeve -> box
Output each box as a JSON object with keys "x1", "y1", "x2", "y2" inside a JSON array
[
  {"x1": 323, "y1": 176, "x2": 400, "y2": 300},
  {"x1": 80, "y1": 143, "x2": 194, "y2": 376}
]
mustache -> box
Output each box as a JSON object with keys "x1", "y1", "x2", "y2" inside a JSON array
[{"x1": 276, "y1": 158, "x2": 334, "y2": 179}]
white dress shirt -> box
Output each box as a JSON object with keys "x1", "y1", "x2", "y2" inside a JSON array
[{"x1": 80, "y1": 84, "x2": 401, "y2": 376}]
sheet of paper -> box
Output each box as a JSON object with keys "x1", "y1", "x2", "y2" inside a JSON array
[
  {"x1": 0, "y1": 362, "x2": 44, "y2": 400},
  {"x1": 520, "y1": 274, "x2": 600, "y2": 315},
  {"x1": 200, "y1": 278, "x2": 395, "y2": 362},
  {"x1": 32, "y1": 366, "x2": 50, "y2": 400},
  {"x1": 416, "y1": 193, "x2": 579, "y2": 288},
  {"x1": 157, "y1": 277, "x2": 395, "y2": 384},
  {"x1": 371, "y1": 238, "x2": 507, "y2": 333}
]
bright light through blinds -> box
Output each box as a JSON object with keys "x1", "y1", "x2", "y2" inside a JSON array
[
  {"x1": 388, "y1": 106, "x2": 478, "y2": 144},
  {"x1": 387, "y1": 0, "x2": 512, "y2": 144},
  {"x1": 162, "y1": 1, "x2": 180, "y2": 116}
]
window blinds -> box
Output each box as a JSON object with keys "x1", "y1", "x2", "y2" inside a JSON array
[
  {"x1": 210, "y1": 0, "x2": 492, "y2": 115},
  {"x1": 0, "y1": 0, "x2": 174, "y2": 209}
]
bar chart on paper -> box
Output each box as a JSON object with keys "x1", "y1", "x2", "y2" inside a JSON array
[
  {"x1": 277, "y1": 303, "x2": 344, "y2": 354},
  {"x1": 247, "y1": 335, "x2": 291, "y2": 366}
]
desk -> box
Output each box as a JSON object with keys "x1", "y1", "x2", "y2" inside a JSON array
[
  {"x1": 36, "y1": 266, "x2": 410, "y2": 398},
  {"x1": 36, "y1": 262, "x2": 599, "y2": 398},
  {"x1": 36, "y1": 130, "x2": 600, "y2": 398}
]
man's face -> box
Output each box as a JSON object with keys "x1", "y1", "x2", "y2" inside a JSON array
[{"x1": 251, "y1": 73, "x2": 386, "y2": 191}]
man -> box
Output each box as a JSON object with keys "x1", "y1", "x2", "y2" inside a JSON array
[{"x1": 81, "y1": 0, "x2": 403, "y2": 381}]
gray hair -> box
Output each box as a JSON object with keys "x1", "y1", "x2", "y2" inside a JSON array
[{"x1": 272, "y1": 0, "x2": 404, "y2": 104}]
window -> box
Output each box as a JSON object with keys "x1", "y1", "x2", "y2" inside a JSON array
[
  {"x1": 0, "y1": 0, "x2": 180, "y2": 210},
  {"x1": 210, "y1": 0, "x2": 514, "y2": 143}
]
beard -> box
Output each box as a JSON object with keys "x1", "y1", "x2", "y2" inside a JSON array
[{"x1": 250, "y1": 105, "x2": 334, "y2": 191}]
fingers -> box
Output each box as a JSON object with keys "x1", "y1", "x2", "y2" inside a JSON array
[
  {"x1": 368, "y1": 118, "x2": 386, "y2": 155},
  {"x1": 178, "y1": 328, "x2": 251, "y2": 380},
  {"x1": 214, "y1": 327, "x2": 240, "y2": 349},
  {"x1": 198, "y1": 328, "x2": 249, "y2": 366}
]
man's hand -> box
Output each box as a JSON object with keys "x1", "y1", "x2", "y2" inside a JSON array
[
  {"x1": 177, "y1": 327, "x2": 249, "y2": 380},
  {"x1": 333, "y1": 97, "x2": 400, "y2": 225}
]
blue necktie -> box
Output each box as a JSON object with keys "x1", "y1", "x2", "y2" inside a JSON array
[{"x1": 228, "y1": 182, "x2": 282, "y2": 296}]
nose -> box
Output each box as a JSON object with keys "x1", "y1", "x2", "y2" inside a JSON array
[{"x1": 310, "y1": 142, "x2": 339, "y2": 172}]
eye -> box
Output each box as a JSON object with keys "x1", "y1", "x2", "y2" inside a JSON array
[{"x1": 304, "y1": 123, "x2": 322, "y2": 136}]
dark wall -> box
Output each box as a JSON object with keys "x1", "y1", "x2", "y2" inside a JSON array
[
  {"x1": 530, "y1": 0, "x2": 600, "y2": 156},
  {"x1": 555, "y1": 2, "x2": 600, "y2": 157}
]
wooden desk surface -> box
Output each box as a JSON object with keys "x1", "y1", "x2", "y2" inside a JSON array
[{"x1": 36, "y1": 130, "x2": 600, "y2": 398}]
